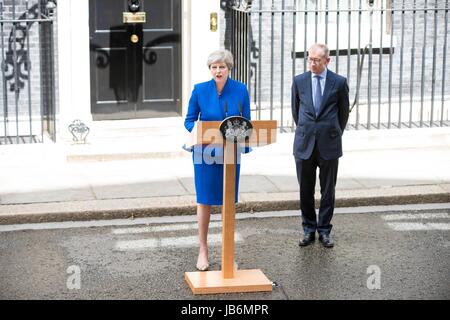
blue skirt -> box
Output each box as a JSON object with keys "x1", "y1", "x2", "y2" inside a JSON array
[{"x1": 192, "y1": 146, "x2": 241, "y2": 205}]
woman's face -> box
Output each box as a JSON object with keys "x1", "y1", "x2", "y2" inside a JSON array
[{"x1": 210, "y1": 61, "x2": 229, "y2": 85}]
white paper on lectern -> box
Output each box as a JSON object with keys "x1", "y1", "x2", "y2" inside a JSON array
[{"x1": 182, "y1": 122, "x2": 198, "y2": 151}]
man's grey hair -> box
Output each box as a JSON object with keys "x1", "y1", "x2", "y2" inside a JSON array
[
  {"x1": 308, "y1": 43, "x2": 329, "y2": 58},
  {"x1": 207, "y1": 49, "x2": 234, "y2": 70}
]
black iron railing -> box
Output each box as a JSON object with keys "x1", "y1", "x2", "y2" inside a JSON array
[
  {"x1": 230, "y1": 0, "x2": 449, "y2": 131},
  {"x1": 0, "y1": 0, "x2": 56, "y2": 144}
]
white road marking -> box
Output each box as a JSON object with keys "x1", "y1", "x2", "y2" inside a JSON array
[
  {"x1": 114, "y1": 232, "x2": 243, "y2": 250},
  {"x1": 427, "y1": 223, "x2": 450, "y2": 230},
  {"x1": 112, "y1": 221, "x2": 222, "y2": 234},
  {"x1": 382, "y1": 212, "x2": 449, "y2": 221},
  {"x1": 387, "y1": 222, "x2": 450, "y2": 231},
  {"x1": 333, "y1": 203, "x2": 450, "y2": 214}
]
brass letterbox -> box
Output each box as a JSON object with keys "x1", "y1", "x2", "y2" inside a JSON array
[
  {"x1": 123, "y1": 12, "x2": 146, "y2": 24},
  {"x1": 210, "y1": 12, "x2": 218, "y2": 32}
]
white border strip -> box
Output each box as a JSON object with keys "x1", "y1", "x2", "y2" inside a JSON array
[{"x1": 0, "y1": 203, "x2": 449, "y2": 233}]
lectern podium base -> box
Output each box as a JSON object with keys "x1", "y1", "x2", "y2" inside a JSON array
[{"x1": 184, "y1": 269, "x2": 272, "y2": 295}]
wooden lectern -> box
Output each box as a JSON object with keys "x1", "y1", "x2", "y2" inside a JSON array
[{"x1": 184, "y1": 119, "x2": 277, "y2": 295}]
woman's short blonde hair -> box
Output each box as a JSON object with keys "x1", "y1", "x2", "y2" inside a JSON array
[{"x1": 207, "y1": 49, "x2": 234, "y2": 70}]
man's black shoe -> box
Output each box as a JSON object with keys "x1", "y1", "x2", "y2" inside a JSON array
[
  {"x1": 298, "y1": 233, "x2": 315, "y2": 247},
  {"x1": 319, "y1": 234, "x2": 334, "y2": 248}
]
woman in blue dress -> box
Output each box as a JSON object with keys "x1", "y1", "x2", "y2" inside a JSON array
[{"x1": 184, "y1": 49, "x2": 250, "y2": 271}]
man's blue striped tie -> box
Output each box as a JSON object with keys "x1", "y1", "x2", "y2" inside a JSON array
[{"x1": 314, "y1": 75, "x2": 322, "y2": 116}]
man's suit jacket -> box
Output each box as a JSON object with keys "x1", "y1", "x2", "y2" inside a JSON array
[{"x1": 291, "y1": 69, "x2": 349, "y2": 160}]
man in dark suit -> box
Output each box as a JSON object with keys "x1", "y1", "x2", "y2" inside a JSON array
[{"x1": 291, "y1": 43, "x2": 349, "y2": 248}]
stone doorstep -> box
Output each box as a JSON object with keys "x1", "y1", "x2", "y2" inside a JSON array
[
  {"x1": 66, "y1": 151, "x2": 190, "y2": 162},
  {"x1": 62, "y1": 126, "x2": 450, "y2": 162}
]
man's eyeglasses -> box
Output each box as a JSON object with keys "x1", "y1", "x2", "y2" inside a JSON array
[{"x1": 307, "y1": 57, "x2": 323, "y2": 64}]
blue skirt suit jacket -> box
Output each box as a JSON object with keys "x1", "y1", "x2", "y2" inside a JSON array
[{"x1": 184, "y1": 78, "x2": 251, "y2": 205}]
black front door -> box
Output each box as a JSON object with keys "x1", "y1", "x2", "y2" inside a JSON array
[{"x1": 89, "y1": 0, "x2": 181, "y2": 120}]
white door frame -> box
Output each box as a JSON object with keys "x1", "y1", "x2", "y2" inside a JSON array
[{"x1": 56, "y1": 0, "x2": 221, "y2": 142}]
